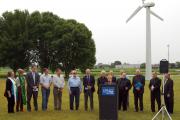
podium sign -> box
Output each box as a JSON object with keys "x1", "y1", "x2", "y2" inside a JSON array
[
  {"x1": 99, "y1": 84, "x2": 118, "y2": 120},
  {"x1": 102, "y1": 86, "x2": 116, "y2": 96}
]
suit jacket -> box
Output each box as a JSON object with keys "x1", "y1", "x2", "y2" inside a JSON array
[
  {"x1": 4, "y1": 78, "x2": 13, "y2": 97},
  {"x1": 97, "y1": 76, "x2": 108, "y2": 94},
  {"x1": 117, "y1": 78, "x2": 132, "y2": 94},
  {"x1": 149, "y1": 77, "x2": 161, "y2": 94},
  {"x1": 164, "y1": 78, "x2": 174, "y2": 98},
  {"x1": 132, "y1": 75, "x2": 145, "y2": 94},
  {"x1": 83, "y1": 75, "x2": 95, "y2": 93},
  {"x1": 26, "y1": 72, "x2": 40, "y2": 90},
  {"x1": 112, "y1": 76, "x2": 117, "y2": 83}
]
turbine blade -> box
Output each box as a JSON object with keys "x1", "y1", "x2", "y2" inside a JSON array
[
  {"x1": 126, "y1": 6, "x2": 143, "y2": 23},
  {"x1": 150, "y1": 10, "x2": 164, "y2": 21}
]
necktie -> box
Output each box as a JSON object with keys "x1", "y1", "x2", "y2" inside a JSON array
[
  {"x1": 87, "y1": 76, "x2": 90, "y2": 85},
  {"x1": 33, "y1": 72, "x2": 35, "y2": 84}
]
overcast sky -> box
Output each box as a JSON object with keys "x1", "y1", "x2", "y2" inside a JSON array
[{"x1": 0, "y1": 0, "x2": 180, "y2": 64}]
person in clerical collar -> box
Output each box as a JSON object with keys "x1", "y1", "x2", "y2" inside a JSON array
[
  {"x1": 149, "y1": 72, "x2": 161, "y2": 112},
  {"x1": 164, "y1": 73, "x2": 174, "y2": 114},
  {"x1": 117, "y1": 72, "x2": 132, "y2": 111}
]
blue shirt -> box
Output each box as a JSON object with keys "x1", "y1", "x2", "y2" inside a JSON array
[{"x1": 68, "y1": 76, "x2": 82, "y2": 92}]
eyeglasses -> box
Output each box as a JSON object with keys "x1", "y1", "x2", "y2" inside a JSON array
[{"x1": 72, "y1": 73, "x2": 76, "y2": 74}]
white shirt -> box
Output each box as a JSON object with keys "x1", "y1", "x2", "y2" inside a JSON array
[
  {"x1": 52, "y1": 74, "x2": 65, "y2": 88},
  {"x1": 67, "y1": 76, "x2": 82, "y2": 92},
  {"x1": 8, "y1": 77, "x2": 17, "y2": 102},
  {"x1": 32, "y1": 72, "x2": 36, "y2": 84},
  {"x1": 40, "y1": 74, "x2": 52, "y2": 88},
  {"x1": 16, "y1": 77, "x2": 21, "y2": 87}
]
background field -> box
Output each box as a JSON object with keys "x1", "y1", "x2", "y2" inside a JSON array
[{"x1": 0, "y1": 72, "x2": 180, "y2": 120}]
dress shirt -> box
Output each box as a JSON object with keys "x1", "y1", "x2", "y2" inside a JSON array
[
  {"x1": 52, "y1": 75, "x2": 65, "y2": 88},
  {"x1": 40, "y1": 74, "x2": 52, "y2": 88},
  {"x1": 32, "y1": 72, "x2": 36, "y2": 84},
  {"x1": 68, "y1": 76, "x2": 82, "y2": 92}
]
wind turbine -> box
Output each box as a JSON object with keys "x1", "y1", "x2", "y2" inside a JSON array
[{"x1": 126, "y1": 0, "x2": 163, "y2": 80}]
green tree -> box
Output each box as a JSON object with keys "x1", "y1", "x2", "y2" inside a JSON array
[
  {"x1": 52, "y1": 19, "x2": 96, "y2": 77},
  {"x1": 140, "y1": 63, "x2": 146, "y2": 69},
  {"x1": 0, "y1": 10, "x2": 32, "y2": 73},
  {"x1": 0, "y1": 10, "x2": 96, "y2": 76},
  {"x1": 28, "y1": 11, "x2": 60, "y2": 70}
]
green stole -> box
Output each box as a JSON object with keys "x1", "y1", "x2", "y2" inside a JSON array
[{"x1": 19, "y1": 75, "x2": 27, "y2": 105}]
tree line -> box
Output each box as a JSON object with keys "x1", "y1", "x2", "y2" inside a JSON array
[{"x1": 0, "y1": 10, "x2": 96, "y2": 77}]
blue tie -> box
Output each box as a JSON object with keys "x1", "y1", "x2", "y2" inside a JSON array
[{"x1": 87, "y1": 76, "x2": 90, "y2": 84}]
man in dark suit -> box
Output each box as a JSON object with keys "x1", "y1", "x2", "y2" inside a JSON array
[
  {"x1": 149, "y1": 72, "x2": 161, "y2": 112},
  {"x1": 132, "y1": 69, "x2": 145, "y2": 112},
  {"x1": 26, "y1": 65, "x2": 40, "y2": 112},
  {"x1": 83, "y1": 69, "x2": 95, "y2": 111},
  {"x1": 164, "y1": 73, "x2": 174, "y2": 114},
  {"x1": 117, "y1": 72, "x2": 132, "y2": 111}
]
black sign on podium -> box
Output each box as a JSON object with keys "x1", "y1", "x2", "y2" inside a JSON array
[{"x1": 99, "y1": 83, "x2": 118, "y2": 120}]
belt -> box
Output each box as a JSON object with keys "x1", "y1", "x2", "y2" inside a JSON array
[
  {"x1": 70, "y1": 87, "x2": 78, "y2": 88},
  {"x1": 54, "y1": 87, "x2": 62, "y2": 91}
]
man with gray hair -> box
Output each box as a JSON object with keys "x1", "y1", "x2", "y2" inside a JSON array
[
  {"x1": 68, "y1": 70, "x2": 82, "y2": 111},
  {"x1": 83, "y1": 69, "x2": 95, "y2": 111},
  {"x1": 132, "y1": 69, "x2": 145, "y2": 112},
  {"x1": 52, "y1": 68, "x2": 65, "y2": 111}
]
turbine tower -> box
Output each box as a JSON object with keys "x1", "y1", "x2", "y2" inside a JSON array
[{"x1": 126, "y1": 0, "x2": 163, "y2": 80}]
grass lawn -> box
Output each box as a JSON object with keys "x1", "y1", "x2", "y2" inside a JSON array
[{"x1": 0, "y1": 75, "x2": 180, "y2": 120}]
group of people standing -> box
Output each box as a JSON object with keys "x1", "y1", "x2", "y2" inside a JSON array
[
  {"x1": 97, "y1": 69, "x2": 174, "y2": 114},
  {"x1": 4, "y1": 65, "x2": 174, "y2": 115},
  {"x1": 4, "y1": 65, "x2": 65, "y2": 113}
]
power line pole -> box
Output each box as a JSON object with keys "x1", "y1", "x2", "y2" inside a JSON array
[{"x1": 167, "y1": 44, "x2": 170, "y2": 62}]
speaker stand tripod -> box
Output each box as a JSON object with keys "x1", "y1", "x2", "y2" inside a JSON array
[{"x1": 152, "y1": 74, "x2": 172, "y2": 120}]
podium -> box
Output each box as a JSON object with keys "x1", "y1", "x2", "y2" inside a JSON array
[{"x1": 99, "y1": 83, "x2": 118, "y2": 120}]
